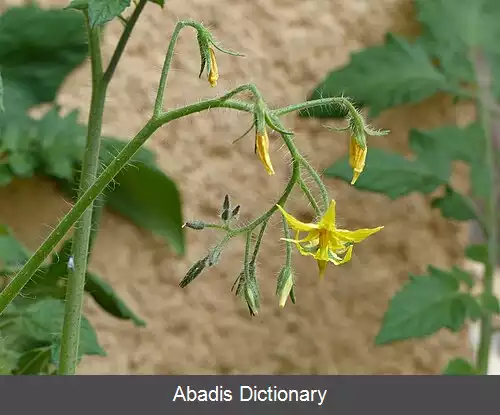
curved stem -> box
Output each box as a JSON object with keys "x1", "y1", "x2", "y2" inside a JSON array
[
  {"x1": 153, "y1": 20, "x2": 204, "y2": 117},
  {"x1": 0, "y1": 98, "x2": 252, "y2": 316}
]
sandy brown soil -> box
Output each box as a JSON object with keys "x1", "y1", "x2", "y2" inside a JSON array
[{"x1": 0, "y1": 0, "x2": 474, "y2": 373}]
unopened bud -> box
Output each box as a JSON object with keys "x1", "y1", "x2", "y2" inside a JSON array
[
  {"x1": 349, "y1": 135, "x2": 367, "y2": 185},
  {"x1": 182, "y1": 221, "x2": 206, "y2": 230},
  {"x1": 276, "y1": 266, "x2": 294, "y2": 308},
  {"x1": 179, "y1": 257, "x2": 208, "y2": 288},
  {"x1": 231, "y1": 205, "x2": 240, "y2": 218},
  {"x1": 244, "y1": 270, "x2": 260, "y2": 316}
]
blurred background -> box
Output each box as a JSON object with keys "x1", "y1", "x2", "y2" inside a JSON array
[{"x1": 0, "y1": 0, "x2": 476, "y2": 373}]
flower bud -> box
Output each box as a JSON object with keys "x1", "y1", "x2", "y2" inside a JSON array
[
  {"x1": 349, "y1": 135, "x2": 367, "y2": 185},
  {"x1": 182, "y1": 221, "x2": 206, "y2": 230},
  {"x1": 208, "y1": 47, "x2": 219, "y2": 87},
  {"x1": 179, "y1": 257, "x2": 208, "y2": 288},
  {"x1": 231, "y1": 205, "x2": 240, "y2": 218},
  {"x1": 276, "y1": 266, "x2": 294, "y2": 308},
  {"x1": 255, "y1": 128, "x2": 275, "y2": 175}
]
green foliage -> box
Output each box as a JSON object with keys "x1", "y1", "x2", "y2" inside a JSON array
[
  {"x1": 302, "y1": 34, "x2": 451, "y2": 118},
  {"x1": 375, "y1": 266, "x2": 477, "y2": 345},
  {"x1": 302, "y1": 0, "x2": 500, "y2": 118},
  {"x1": 68, "y1": 0, "x2": 166, "y2": 26},
  {"x1": 312, "y1": 0, "x2": 500, "y2": 372},
  {"x1": 0, "y1": 6, "x2": 87, "y2": 115},
  {"x1": 0, "y1": 3, "x2": 181, "y2": 374},
  {"x1": 0, "y1": 4, "x2": 184, "y2": 253},
  {"x1": 0, "y1": 227, "x2": 144, "y2": 373}
]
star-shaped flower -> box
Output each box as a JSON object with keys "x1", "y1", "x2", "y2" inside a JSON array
[{"x1": 277, "y1": 199, "x2": 383, "y2": 278}]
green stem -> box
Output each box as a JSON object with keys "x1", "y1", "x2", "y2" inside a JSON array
[
  {"x1": 0, "y1": 98, "x2": 252, "y2": 316},
  {"x1": 298, "y1": 175, "x2": 321, "y2": 216},
  {"x1": 153, "y1": 20, "x2": 203, "y2": 117},
  {"x1": 298, "y1": 157, "x2": 329, "y2": 211},
  {"x1": 471, "y1": 48, "x2": 498, "y2": 375},
  {"x1": 103, "y1": 0, "x2": 147, "y2": 85},
  {"x1": 58, "y1": 19, "x2": 105, "y2": 375}
]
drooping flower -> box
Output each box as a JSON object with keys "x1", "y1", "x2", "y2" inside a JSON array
[
  {"x1": 255, "y1": 128, "x2": 275, "y2": 175},
  {"x1": 276, "y1": 200, "x2": 383, "y2": 279},
  {"x1": 208, "y1": 47, "x2": 219, "y2": 87},
  {"x1": 349, "y1": 135, "x2": 367, "y2": 185}
]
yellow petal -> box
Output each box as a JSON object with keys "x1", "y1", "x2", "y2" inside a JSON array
[
  {"x1": 208, "y1": 48, "x2": 219, "y2": 87},
  {"x1": 329, "y1": 245, "x2": 353, "y2": 265},
  {"x1": 255, "y1": 129, "x2": 275, "y2": 175},
  {"x1": 318, "y1": 199, "x2": 337, "y2": 230},
  {"x1": 335, "y1": 226, "x2": 384, "y2": 243},
  {"x1": 276, "y1": 204, "x2": 318, "y2": 232}
]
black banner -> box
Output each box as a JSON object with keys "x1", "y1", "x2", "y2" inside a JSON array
[{"x1": 0, "y1": 375, "x2": 496, "y2": 414}]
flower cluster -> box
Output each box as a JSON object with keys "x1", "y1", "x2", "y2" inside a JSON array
[{"x1": 180, "y1": 23, "x2": 387, "y2": 315}]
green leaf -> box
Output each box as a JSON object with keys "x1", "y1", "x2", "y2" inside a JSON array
[
  {"x1": 0, "y1": 224, "x2": 29, "y2": 267},
  {"x1": 376, "y1": 269, "x2": 467, "y2": 345},
  {"x1": 301, "y1": 33, "x2": 450, "y2": 118},
  {"x1": 0, "y1": 299, "x2": 106, "y2": 359},
  {"x1": 461, "y1": 295, "x2": 483, "y2": 321},
  {"x1": 324, "y1": 147, "x2": 443, "y2": 199},
  {"x1": 465, "y1": 244, "x2": 488, "y2": 265},
  {"x1": 13, "y1": 345, "x2": 53, "y2": 375},
  {"x1": 409, "y1": 123, "x2": 488, "y2": 198},
  {"x1": 106, "y1": 164, "x2": 185, "y2": 255},
  {"x1": 431, "y1": 185, "x2": 477, "y2": 221},
  {"x1": 87, "y1": 0, "x2": 131, "y2": 26},
  {"x1": 443, "y1": 357, "x2": 477, "y2": 375},
  {"x1": 150, "y1": 0, "x2": 165, "y2": 6},
  {"x1": 0, "y1": 6, "x2": 87, "y2": 113},
  {"x1": 85, "y1": 272, "x2": 146, "y2": 327}
]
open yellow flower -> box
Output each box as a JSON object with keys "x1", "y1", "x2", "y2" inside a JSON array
[
  {"x1": 349, "y1": 136, "x2": 367, "y2": 185},
  {"x1": 276, "y1": 200, "x2": 383, "y2": 279},
  {"x1": 255, "y1": 128, "x2": 275, "y2": 175},
  {"x1": 208, "y1": 47, "x2": 219, "y2": 87}
]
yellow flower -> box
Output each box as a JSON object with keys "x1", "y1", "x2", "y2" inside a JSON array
[
  {"x1": 255, "y1": 128, "x2": 275, "y2": 175},
  {"x1": 349, "y1": 136, "x2": 367, "y2": 185},
  {"x1": 276, "y1": 200, "x2": 383, "y2": 279},
  {"x1": 208, "y1": 47, "x2": 219, "y2": 87}
]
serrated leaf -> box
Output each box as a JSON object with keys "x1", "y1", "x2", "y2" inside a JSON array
[
  {"x1": 85, "y1": 272, "x2": 145, "y2": 327},
  {"x1": 67, "y1": 0, "x2": 89, "y2": 11},
  {"x1": 301, "y1": 33, "x2": 450, "y2": 118},
  {"x1": 325, "y1": 147, "x2": 443, "y2": 199},
  {"x1": 106, "y1": 164, "x2": 185, "y2": 255},
  {"x1": 88, "y1": 0, "x2": 131, "y2": 26},
  {"x1": 443, "y1": 357, "x2": 477, "y2": 375},
  {"x1": 376, "y1": 271, "x2": 466, "y2": 345},
  {"x1": 465, "y1": 244, "x2": 488, "y2": 265},
  {"x1": 431, "y1": 185, "x2": 477, "y2": 221},
  {"x1": 0, "y1": 224, "x2": 29, "y2": 267},
  {"x1": 0, "y1": 6, "x2": 87, "y2": 113}
]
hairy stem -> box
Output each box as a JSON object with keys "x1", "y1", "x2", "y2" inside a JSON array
[
  {"x1": 58, "y1": 19, "x2": 106, "y2": 375},
  {"x1": 0, "y1": 98, "x2": 252, "y2": 315}
]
